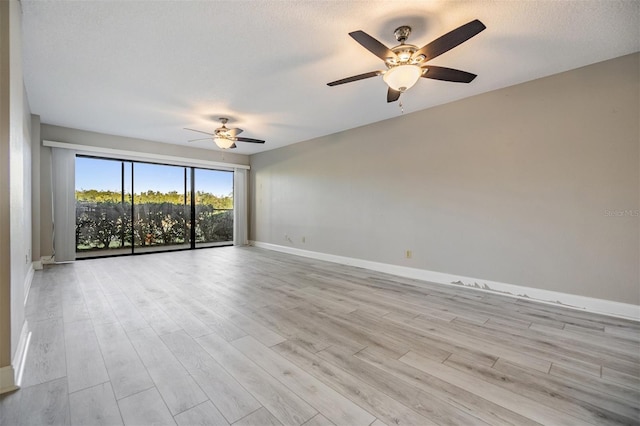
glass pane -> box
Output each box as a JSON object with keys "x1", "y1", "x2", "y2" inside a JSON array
[
  {"x1": 75, "y1": 157, "x2": 131, "y2": 258},
  {"x1": 133, "y1": 163, "x2": 190, "y2": 253},
  {"x1": 194, "y1": 169, "x2": 233, "y2": 247}
]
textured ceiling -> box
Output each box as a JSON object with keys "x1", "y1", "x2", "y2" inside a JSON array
[{"x1": 21, "y1": 0, "x2": 640, "y2": 155}]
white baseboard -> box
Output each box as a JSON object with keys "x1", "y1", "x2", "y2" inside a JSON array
[
  {"x1": 11, "y1": 320, "x2": 31, "y2": 388},
  {"x1": 0, "y1": 365, "x2": 18, "y2": 395},
  {"x1": 33, "y1": 260, "x2": 43, "y2": 270},
  {"x1": 3, "y1": 268, "x2": 37, "y2": 393},
  {"x1": 250, "y1": 241, "x2": 640, "y2": 321}
]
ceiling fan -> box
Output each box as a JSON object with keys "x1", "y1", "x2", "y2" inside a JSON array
[
  {"x1": 328, "y1": 19, "x2": 486, "y2": 103},
  {"x1": 185, "y1": 118, "x2": 266, "y2": 149}
]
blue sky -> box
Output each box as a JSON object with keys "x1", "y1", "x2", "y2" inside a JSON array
[{"x1": 76, "y1": 157, "x2": 233, "y2": 196}]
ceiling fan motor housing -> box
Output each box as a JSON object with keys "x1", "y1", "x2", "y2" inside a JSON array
[
  {"x1": 386, "y1": 27, "x2": 426, "y2": 68},
  {"x1": 387, "y1": 44, "x2": 423, "y2": 65}
]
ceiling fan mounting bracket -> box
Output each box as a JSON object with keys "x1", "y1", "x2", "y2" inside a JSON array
[
  {"x1": 219, "y1": 117, "x2": 229, "y2": 125},
  {"x1": 393, "y1": 26, "x2": 412, "y2": 44}
]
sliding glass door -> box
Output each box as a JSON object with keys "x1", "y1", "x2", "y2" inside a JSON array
[
  {"x1": 194, "y1": 168, "x2": 234, "y2": 247},
  {"x1": 75, "y1": 157, "x2": 132, "y2": 257},
  {"x1": 133, "y1": 163, "x2": 191, "y2": 253},
  {"x1": 75, "y1": 156, "x2": 233, "y2": 258}
]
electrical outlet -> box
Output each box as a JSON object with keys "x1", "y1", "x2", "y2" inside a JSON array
[{"x1": 405, "y1": 250, "x2": 412, "y2": 259}]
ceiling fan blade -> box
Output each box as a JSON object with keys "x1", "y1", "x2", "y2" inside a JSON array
[
  {"x1": 227, "y1": 127, "x2": 243, "y2": 137},
  {"x1": 415, "y1": 19, "x2": 486, "y2": 62},
  {"x1": 422, "y1": 66, "x2": 477, "y2": 83},
  {"x1": 387, "y1": 88, "x2": 401, "y2": 103},
  {"x1": 229, "y1": 143, "x2": 237, "y2": 149},
  {"x1": 349, "y1": 31, "x2": 396, "y2": 61},
  {"x1": 327, "y1": 71, "x2": 381, "y2": 86},
  {"x1": 187, "y1": 137, "x2": 212, "y2": 142},
  {"x1": 235, "y1": 137, "x2": 265, "y2": 144},
  {"x1": 184, "y1": 127, "x2": 215, "y2": 136}
]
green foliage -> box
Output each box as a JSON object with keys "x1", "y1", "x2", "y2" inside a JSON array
[
  {"x1": 135, "y1": 191, "x2": 185, "y2": 205},
  {"x1": 132, "y1": 202, "x2": 188, "y2": 246},
  {"x1": 75, "y1": 189, "x2": 233, "y2": 209},
  {"x1": 195, "y1": 191, "x2": 233, "y2": 209},
  {"x1": 75, "y1": 189, "x2": 121, "y2": 203},
  {"x1": 76, "y1": 190, "x2": 234, "y2": 252},
  {"x1": 196, "y1": 209, "x2": 233, "y2": 242},
  {"x1": 76, "y1": 202, "x2": 131, "y2": 250}
]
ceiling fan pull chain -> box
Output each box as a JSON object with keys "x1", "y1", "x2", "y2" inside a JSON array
[{"x1": 399, "y1": 100, "x2": 404, "y2": 114}]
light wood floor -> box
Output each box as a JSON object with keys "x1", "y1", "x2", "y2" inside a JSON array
[{"x1": 1, "y1": 247, "x2": 639, "y2": 426}]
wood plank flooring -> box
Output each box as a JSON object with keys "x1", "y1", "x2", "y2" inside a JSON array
[{"x1": 1, "y1": 246, "x2": 639, "y2": 425}]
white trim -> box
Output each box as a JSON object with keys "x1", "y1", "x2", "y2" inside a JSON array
[
  {"x1": 250, "y1": 241, "x2": 640, "y2": 321},
  {"x1": 23, "y1": 263, "x2": 34, "y2": 306},
  {"x1": 40, "y1": 256, "x2": 73, "y2": 265},
  {"x1": 43, "y1": 140, "x2": 250, "y2": 171},
  {"x1": 32, "y1": 260, "x2": 43, "y2": 270},
  {"x1": 11, "y1": 320, "x2": 31, "y2": 388},
  {"x1": 0, "y1": 366, "x2": 17, "y2": 394}
]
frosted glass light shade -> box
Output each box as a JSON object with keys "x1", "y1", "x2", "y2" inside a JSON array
[
  {"x1": 383, "y1": 65, "x2": 422, "y2": 92},
  {"x1": 215, "y1": 137, "x2": 235, "y2": 149}
]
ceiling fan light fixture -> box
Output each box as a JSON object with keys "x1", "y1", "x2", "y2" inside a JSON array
[
  {"x1": 383, "y1": 64, "x2": 422, "y2": 92},
  {"x1": 214, "y1": 136, "x2": 235, "y2": 149},
  {"x1": 398, "y1": 51, "x2": 412, "y2": 62}
]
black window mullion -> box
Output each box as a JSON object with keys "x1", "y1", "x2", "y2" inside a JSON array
[
  {"x1": 190, "y1": 168, "x2": 196, "y2": 249},
  {"x1": 131, "y1": 162, "x2": 135, "y2": 254},
  {"x1": 183, "y1": 167, "x2": 188, "y2": 248},
  {"x1": 121, "y1": 161, "x2": 125, "y2": 249}
]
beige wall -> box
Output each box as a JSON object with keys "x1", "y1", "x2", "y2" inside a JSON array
[
  {"x1": 37, "y1": 124, "x2": 250, "y2": 257},
  {"x1": 1, "y1": 0, "x2": 33, "y2": 388},
  {"x1": 250, "y1": 53, "x2": 640, "y2": 305}
]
